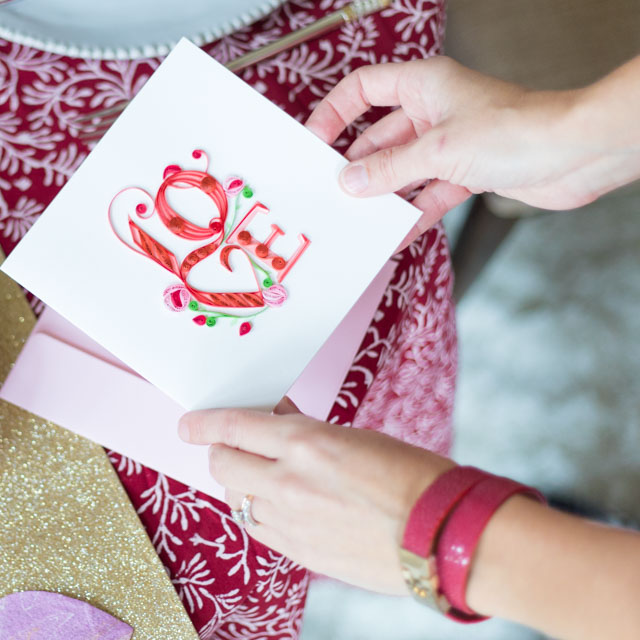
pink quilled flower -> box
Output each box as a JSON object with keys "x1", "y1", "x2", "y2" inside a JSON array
[
  {"x1": 163, "y1": 284, "x2": 190, "y2": 311},
  {"x1": 263, "y1": 284, "x2": 287, "y2": 307},
  {"x1": 223, "y1": 176, "x2": 244, "y2": 197}
]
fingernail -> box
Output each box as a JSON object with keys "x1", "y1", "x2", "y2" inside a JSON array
[
  {"x1": 340, "y1": 164, "x2": 368, "y2": 194},
  {"x1": 178, "y1": 417, "x2": 190, "y2": 441}
]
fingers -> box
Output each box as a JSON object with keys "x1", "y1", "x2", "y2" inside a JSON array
[
  {"x1": 339, "y1": 137, "x2": 428, "y2": 196},
  {"x1": 395, "y1": 180, "x2": 472, "y2": 251},
  {"x1": 238, "y1": 519, "x2": 288, "y2": 554},
  {"x1": 224, "y1": 489, "x2": 287, "y2": 550},
  {"x1": 413, "y1": 179, "x2": 472, "y2": 228},
  {"x1": 397, "y1": 178, "x2": 428, "y2": 199},
  {"x1": 179, "y1": 408, "x2": 295, "y2": 458},
  {"x1": 209, "y1": 443, "x2": 277, "y2": 495},
  {"x1": 307, "y1": 61, "x2": 454, "y2": 197},
  {"x1": 306, "y1": 62, "x2": 420, "y2": 144},
  {"x1": 226, "y1": 489, "x2": 274, "y2": 525},
  {"x1": 343, "y1": 108, "x2": 426, "y2": 197},
  {"x1": 345, "y1": 108, "x2": 418, "y2": 162},
  {"x1": 225, "y1": 488, "x2": 245, "y2": 511}
]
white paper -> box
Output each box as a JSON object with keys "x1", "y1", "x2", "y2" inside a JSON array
[{"x1": 2, "y1": 39, "x2": 420, "y2": 411}]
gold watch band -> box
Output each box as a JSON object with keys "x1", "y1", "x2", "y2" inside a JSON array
[{"x1": 398, "y1": 547, "x2": 452, "y2": 613}]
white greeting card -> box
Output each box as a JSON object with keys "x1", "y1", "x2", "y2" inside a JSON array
[{"x1": 2, "y1": 39, "x2": 420, "y2": 412}]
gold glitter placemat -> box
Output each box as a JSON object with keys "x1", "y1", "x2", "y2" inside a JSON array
[{"x1": 0, "y1": 253, "x2": 199, "y2": 640}]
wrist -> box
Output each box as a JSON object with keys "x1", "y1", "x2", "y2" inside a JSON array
[
  {"x1": 464, "y1": 491, "x2": 640, "y2": 640},
  {"x1": 579, "y1": 57, "x2": 640, "y2": 151},
  {"x1": 464, "y1": 493, "x2": 550, "y2": 617},
  {"x1": 398, "y1": 467, "x2": 545, "y2": 622},
  {"x1": 398, "y1": 465, "x2": 490, "y2": 618},
  {"x1": 395, "y1": 454, "x2": 456, "y2": 543},
  {"x1": 514, "y1": 82, "x2": 640, "y2": 205},
  {"x1": 563, "y1": 59, "x2": 640, "y2": 198},
  {"x1": 518, "y1": 86, "x2": 589, "y2": 164}
]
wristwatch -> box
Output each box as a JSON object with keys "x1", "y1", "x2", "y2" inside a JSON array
[{"x1": 399, "y1": 465, "x2": 487, "y2": 615}]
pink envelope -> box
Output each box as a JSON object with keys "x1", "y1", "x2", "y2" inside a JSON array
[{"x1": 1, "y1": 261, "x2": 395, "y2": 500}]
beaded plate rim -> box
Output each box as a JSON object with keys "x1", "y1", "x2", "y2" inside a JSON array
[{"x1": 0, "y1": 0, "x2": 285, "y2": 60}]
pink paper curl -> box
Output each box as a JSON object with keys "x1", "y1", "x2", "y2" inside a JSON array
[
  {"x1": 263, "y1": 284, "x2": 288, "y2": 308},
  {"x1": 163, "y1": 283, "x2": 190, "y2": 311}
]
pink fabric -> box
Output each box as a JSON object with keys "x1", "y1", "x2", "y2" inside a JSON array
[
  {"x1": 0, "y1": 592, "x2": 133, "y2": 640},
  {"x1": 0, "y1": 1, "x2": 456, "y2": 638}
]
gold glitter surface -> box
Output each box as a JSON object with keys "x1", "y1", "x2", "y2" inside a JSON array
[{"x1": 0, "y1": 256, "x2": 199, "y2": 640}]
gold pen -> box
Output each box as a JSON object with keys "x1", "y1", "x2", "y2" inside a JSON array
[
  {"x1": 226, "y1": 0, "x2": 392, "y2": 73},
  {"x1": 77, "y1": 0, "x2": 392, "y2": 139}
]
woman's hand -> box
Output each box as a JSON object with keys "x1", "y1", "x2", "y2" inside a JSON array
[
  {"x1": 178, "y1": 399, "x2": 454, "y2": 593},
  {"x1": 306, "y1": 56, "x2": 640, "y2": 249},
  {"x1": 178, "y1": 402, "x2": 640, "y2": 639}
]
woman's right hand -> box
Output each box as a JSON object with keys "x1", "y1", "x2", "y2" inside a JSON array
[{"x1": 306, "y1": 56, "x2": 640, "y2": 249}]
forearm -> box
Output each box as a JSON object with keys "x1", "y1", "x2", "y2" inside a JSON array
[
  {"x1": 466, "y1": 494, "x2": 640, "y2": 639},
  {"x1": 449, "y1": 61, "x2": 640, "y2": 633},
  {"x1": 568, "y1": 55, "x2": 640, "y2": 200}
]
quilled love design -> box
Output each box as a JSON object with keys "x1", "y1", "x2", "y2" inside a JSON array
[{"x1": 109, "y1": 149, "x2": 310, "y2": 335}]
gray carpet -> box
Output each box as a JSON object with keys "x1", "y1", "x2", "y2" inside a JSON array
[
  {"x1": 453, "y1": 186, "x2": 640, "y2": 523},
  {"x1": 301, "y1": 186, "x2": 640, "y2": 639}
]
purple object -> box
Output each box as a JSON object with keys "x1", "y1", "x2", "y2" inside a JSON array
[{"x1": 0, "y1": 591, "x2": 133, "y2": 639}]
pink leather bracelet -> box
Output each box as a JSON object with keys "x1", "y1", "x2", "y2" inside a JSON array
[
  {"x1": 402, "y1": 465, "x2": 488, "y2": 556},
  {"x1": 436, "y1": 475, "x2": 547, "y2": 618},
  {"x1": 399, "y1": 466, "x2": 489, "y2": 615}
]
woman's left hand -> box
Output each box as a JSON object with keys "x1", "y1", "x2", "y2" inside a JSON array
[{"x1": 178, "y1": 399, "x2": 454, "y2": 593}]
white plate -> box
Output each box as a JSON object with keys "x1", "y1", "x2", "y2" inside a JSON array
[{"x1": 0, "y1": 0, "x2": 284, "y2": 59}]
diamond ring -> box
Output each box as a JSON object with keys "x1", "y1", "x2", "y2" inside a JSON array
[
  {"x1": 230, "y1": 507, "x2": 245, "y2": 526},
  {"x1": 241, "y1": 494, "x2": 260, "y2": 527}
]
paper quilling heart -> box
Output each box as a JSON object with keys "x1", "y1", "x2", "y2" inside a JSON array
[
  {"x1": 0, "y1": 591, "x2": 133, "y2": 640},
  {"x1": 109, "y1": 149, "x2": 310, "y2": 336}
]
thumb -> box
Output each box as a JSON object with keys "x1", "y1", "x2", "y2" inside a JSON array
[
  {"x1": 395, "y1": 179, "x2": 471, "y2": 252},
  {"x1": 339, "y1": 138, "x2": 428, "y2": 197}
]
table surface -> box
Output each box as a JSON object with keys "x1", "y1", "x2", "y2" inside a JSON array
[{"x1": 0, "y1": 2, "x2": 457, "y2": 638}]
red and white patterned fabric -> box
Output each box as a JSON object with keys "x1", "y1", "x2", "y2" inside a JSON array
[{"x1": 0, "y1": 1, "x2": 456, "y2": 638}]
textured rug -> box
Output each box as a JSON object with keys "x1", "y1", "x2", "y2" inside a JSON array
[{"x1": 301, "y1": 186, "x2": 640, "y2": 640}]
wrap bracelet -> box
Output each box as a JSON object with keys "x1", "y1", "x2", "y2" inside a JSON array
[
  {"x1": 436, "y1": 474, "x2": 547, "y2": 617},
  {"x1": 399, "y1": 465, "x2": 489, "y2": 617},
  {"x1": 399, "y1": 465, "x2": 546, "y2": 622}
]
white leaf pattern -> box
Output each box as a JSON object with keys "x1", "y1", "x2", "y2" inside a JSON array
[{"x1": 0, "y1": 2, "x2": 454, "y2": 638}]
